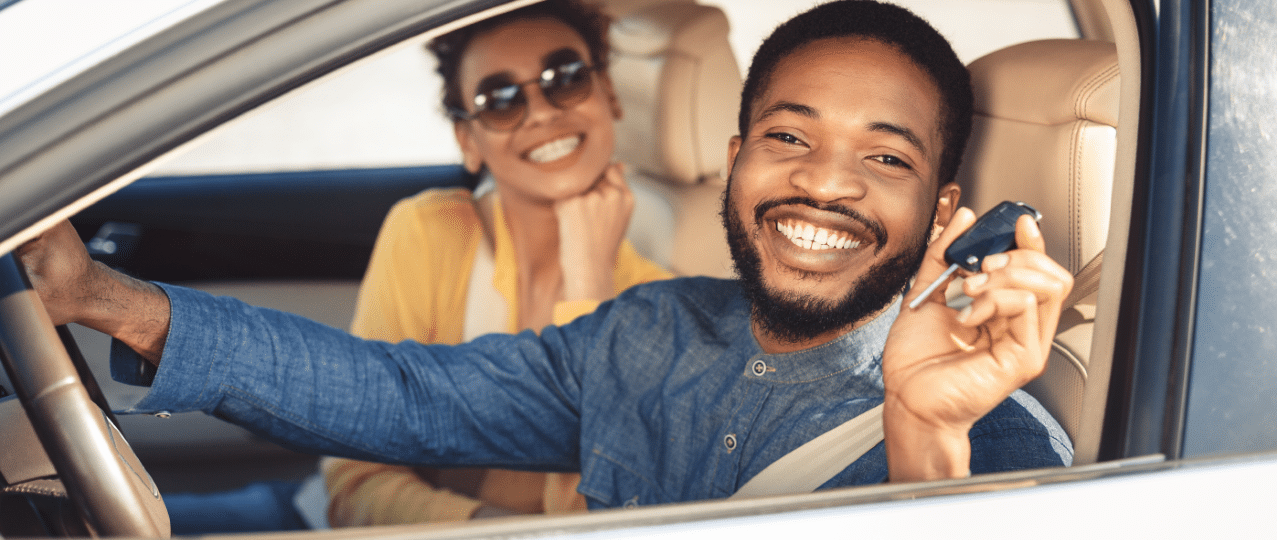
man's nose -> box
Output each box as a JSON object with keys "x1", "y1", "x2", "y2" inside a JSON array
[{"x1": 788, "y1": 147, "x2": 867, "y2": 202}]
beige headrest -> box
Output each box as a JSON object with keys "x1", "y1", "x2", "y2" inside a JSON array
[
  {"x1": 957, "y1": 39, "x2": 1119, "y2": 274},
  {"x1": 968, "y1": 39, "x2": 1120, "y2": 127},
  {"x1": 609, "y1": 2, "x2": 741, "y2": 185}
]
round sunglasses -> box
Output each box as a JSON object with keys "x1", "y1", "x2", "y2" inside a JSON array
[{"x1": 449, "y1": 55, "x2": 597, "y2": 132}]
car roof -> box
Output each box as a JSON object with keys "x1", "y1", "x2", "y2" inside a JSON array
[{"x1": 0, "y1": 0, "x2": 217, "y2": 116}]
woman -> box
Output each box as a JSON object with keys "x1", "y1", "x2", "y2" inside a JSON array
[{"x1": 322, "y1": 0, "x2": 671, "y2": 526}]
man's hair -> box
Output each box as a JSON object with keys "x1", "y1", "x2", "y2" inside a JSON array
[
  {"x1": 427, "y1": 0, "x2": 612, "y2": 116},
  {"x1": 738, "y1": 0, "x2": 973, "y2": 187}
]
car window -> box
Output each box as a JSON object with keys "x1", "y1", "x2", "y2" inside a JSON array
[
  {"x1": 146, "y1": 0, "x2": 1077, "y2": 177},
  {"x1": 150, "y1": 39, "x2": 457, "y2": 176},
  {"x1": 1183, "y1": 0, "x2": 1277, "y2": 457}
]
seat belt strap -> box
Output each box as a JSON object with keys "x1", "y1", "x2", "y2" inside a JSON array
[
  {"x1": 1062, "y1": 249, "x2": 1104, "y2": 310},
  {"x1": 730, "y1": 404, "x2": 884, "y2": 499}
]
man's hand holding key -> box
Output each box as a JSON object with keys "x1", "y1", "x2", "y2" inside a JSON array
[{"x1": 882, "y1": 205, "x2": 1074, "y2": 482}]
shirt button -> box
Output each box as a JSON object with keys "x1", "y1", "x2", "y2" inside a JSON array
[
  {"x1": 623, "y1": 496, "x2": 639, "y2": 509},
  {"x1": 752, "y1": 360, "x2": 767, "y2": 376},
  {"x1": 724, "y1": 433, "x2": 737, "y2": 452}
]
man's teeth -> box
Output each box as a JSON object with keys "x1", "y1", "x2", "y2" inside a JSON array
[
  {"x1": 776, "y1": 221, "x2": 861, "y2": 250},
  {"x1": 528, "y1": 135, "x2": 581, "y2": 163}
]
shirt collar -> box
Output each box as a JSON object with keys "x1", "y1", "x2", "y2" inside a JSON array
[{"x1": 741, "y1": 296, "x2": 900, "y2": 384}]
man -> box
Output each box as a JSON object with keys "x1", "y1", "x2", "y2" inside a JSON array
[{"x1": 18, "y1": 0, "x2": 1072, "y2": 507}]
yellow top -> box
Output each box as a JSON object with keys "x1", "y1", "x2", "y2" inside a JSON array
[{"x1": 324, "y1": 188, "x2": 671, "y2": 526}]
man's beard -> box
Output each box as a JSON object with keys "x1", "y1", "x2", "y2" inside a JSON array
[{"x1": 721, "y1": 181, "x2": 933, "y2": 345}]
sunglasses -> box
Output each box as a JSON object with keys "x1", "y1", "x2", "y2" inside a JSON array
[{"x1": 449, "y1": 50, "x2": 596, "y2": 132}]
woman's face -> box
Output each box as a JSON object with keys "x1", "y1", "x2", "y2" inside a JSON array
[{"x1": 454, "y1": 17, "x2": 619, "y2": 206}]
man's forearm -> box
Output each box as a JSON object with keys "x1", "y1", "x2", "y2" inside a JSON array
[
  {"x1": 17, "y1": 220, "x2": 171, "y2": 363},
  {"x1": 79, "y1": 261, "x2": 170, "y2": 364}
]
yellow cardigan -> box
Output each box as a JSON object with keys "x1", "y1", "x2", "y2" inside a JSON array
[{"x1": 324, "y1": 188, "x2": 671, "y2": 526}]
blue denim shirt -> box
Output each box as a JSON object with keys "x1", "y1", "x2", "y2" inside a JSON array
[{"x1": 114, "y1": 277, "x2": 1072, "y2": 509}]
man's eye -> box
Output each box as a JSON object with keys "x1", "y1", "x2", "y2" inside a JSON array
[
  {"x1": 765, "y1": 132, "x2": 802, "y2": 145},
  {"x1": 871, "y1": 154, "x2": 912, "y2": 169}
]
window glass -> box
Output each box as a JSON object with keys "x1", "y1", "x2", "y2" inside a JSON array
[
  {"x1": 150, "y1": 0, "x2": 1079, "y2": 176},
  {"x1": 153, "y1": 37, "x2": 454, "y2": 176},
  {"x1": 1184, "y1": 0, "x2": 1277, "y2": 457}
]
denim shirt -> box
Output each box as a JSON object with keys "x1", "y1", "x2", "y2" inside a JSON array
[{"x1": 113, "y1": 277, "x2": 1072, "y2": 509}]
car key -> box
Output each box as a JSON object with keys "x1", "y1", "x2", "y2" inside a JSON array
[{"x1": 907, "y1": 201, "x2": 1042, "y2": 309}]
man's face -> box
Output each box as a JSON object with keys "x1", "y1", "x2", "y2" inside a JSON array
[{"x1": 724, "y1": 37, "x2": 958, "y2": 353}]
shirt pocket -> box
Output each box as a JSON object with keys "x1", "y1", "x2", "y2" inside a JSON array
[{"x1": 577, "y1": 447, "x2": 669, "y2": 509}]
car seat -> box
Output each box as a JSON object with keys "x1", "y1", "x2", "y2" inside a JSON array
[
  {"x1": 955, "y1": 39, "x2": 1120, "y2": 465},
  {"x1": 609, "y1": 1, "x2": 739, "y2": 278}
]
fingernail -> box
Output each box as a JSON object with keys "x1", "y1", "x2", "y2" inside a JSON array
[
  {"x1": 984, "y1": 253, "x2": 1009, "y2": 271},
  {"x1": 965, "y1": 273, "x2": 988, "y2": 288},
  {"x1": 956, "y1": 305, "x2": 972, "y2": 323}
]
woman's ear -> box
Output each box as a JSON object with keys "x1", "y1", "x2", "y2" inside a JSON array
[{"x1": 454, "y1": 121, "x2": 484, "y2": 174}]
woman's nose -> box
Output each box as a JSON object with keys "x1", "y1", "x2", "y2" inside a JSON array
[{"x1": 520, "y1": 84, "x2": 563, "y2": 128}]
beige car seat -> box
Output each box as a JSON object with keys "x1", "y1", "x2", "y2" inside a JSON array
[
  {"x1": 610, "y1": 1, "x2": 739, "y2": 278},
  {"x1": 956, "y1": 39, "x2": 1120, "y2": 465}
]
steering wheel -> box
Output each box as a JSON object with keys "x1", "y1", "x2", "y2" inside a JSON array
[{"x1": 0, "y1": 253, "x2": 169, "y2": 537}]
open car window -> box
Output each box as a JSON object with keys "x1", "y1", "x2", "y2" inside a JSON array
[
  {"x1": 144, "y1": 0, "x2": 1078, "y2": 177},
  {"x1": 22, "y1": 0, "x2": 1262, "y2": 538}
]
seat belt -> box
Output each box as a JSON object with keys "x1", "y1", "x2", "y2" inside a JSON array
[
  {"x1": 730, "y1": 249, "x2": 1106, "y2": 499},
  {"x1": 730, "y1": 404, "x2": 883, "y2": 498},
  {"x1": 1062, "y1": 249, "x2": 1103, "y2": 311}
]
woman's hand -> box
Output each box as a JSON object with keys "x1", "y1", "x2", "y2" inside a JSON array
[
  {"x1": 882, "y1": 208, "x2": 1072, "y2": 482},
  {"x1": 555, "y1": 162, "x2": 633, "y2": 301}
]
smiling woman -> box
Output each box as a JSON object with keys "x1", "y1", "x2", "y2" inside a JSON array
[{"x1": 318, "y1": 0, "x2": 672, "y2": 528}]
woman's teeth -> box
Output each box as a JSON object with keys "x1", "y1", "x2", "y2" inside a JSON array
[
  {"x1": 776, "y1": 221, "x2": 861, "y2": 250},
  {"x1": 528, "y1": 135, "x2": 581, "y2": 163}
]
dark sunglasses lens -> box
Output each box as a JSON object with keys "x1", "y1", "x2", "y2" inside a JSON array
[
  {"x1": 475, "y1": 83, "x2": 527, "y2": 131},
  {"x1": 542, "y1": 61, "x2": 593, "y2": 109}
]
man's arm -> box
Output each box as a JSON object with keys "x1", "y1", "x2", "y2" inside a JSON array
[
  {"x1": 883, "y1": 208, "x2": 1073, "y2": 482},
  {"x1": 15, "y1": 222, "x2": 586, "y2": 470},
  {"x1": 15, "y1": 220, "x2": 170, "y2": 363}
]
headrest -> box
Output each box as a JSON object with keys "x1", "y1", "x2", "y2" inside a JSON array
[
  {"x1": 609, "y1": 2, "x2": 741, "y2": 185},
  {"x1": 957, "y1": 39, "x2": 1120, "y2": 275},
  {"x1": 967, "y1": 39, "x2": 1120, "y2": 127}
]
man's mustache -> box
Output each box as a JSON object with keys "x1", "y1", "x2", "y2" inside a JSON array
[{"x1": 752, "y1": 197, "x2": 888, "y2": 252}]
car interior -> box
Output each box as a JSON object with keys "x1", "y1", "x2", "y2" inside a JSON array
[{"x1": 0, "y1": 0, "x2": 1151, "y2": 534}]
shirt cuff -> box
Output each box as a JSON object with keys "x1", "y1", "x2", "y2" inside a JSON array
[{"x1": 110, "y1": 282, "x2": 234, "y2": 415}]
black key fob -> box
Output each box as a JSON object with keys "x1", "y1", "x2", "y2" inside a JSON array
[
  {"x1": 945, "y1": 201, "x2": 1042, "y2": 272},
  {"x1": 908, "y1": 201, "x2": 1042, "y2": 309}
]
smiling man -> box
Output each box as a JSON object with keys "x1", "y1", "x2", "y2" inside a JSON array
[
  {"x1": 725, "y1": 35, "x2": 958, "y2": 354},
  {"x1": 19, "y1": 0, "x2": 1072, "y2": 507}
]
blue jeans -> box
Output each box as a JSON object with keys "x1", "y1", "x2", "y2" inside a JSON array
[{"x1": 165, "y1": 481, "x2": 305, "y2": 534}]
